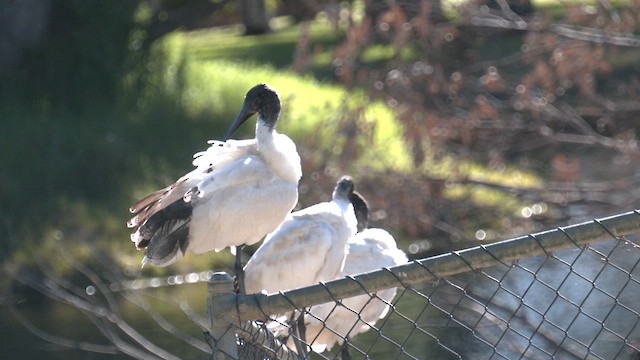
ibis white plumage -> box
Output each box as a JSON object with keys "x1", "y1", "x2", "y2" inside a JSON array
[
  {"x1": 127, "y1": 84, "x2": 301, "y2": 270},
  {"x1": 243, "y1": 176, "x2": 359, "y2": 295},
  {"x1": 299, "y1": 191, "x2": 408, "y2": 354}
]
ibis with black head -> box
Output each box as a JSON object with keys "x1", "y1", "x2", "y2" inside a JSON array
[
  {"x1": 127, "y1": 84, "x2": 302, "y2": 285},
  {"x1": 243, "y1": 176, "x2": 359, "y2": 295}
]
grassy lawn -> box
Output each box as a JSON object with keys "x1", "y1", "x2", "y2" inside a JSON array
[
  {"x1": 183, "y1": 16, "x2": 342, "y2": 78},
  {"x1": 148, "y1": 24, "x2": 545, "y2": 241},
  {"x1": 4, "y1": 3, "x2": 640, "y2": 359},
  {"x1": 4, "y1": 10, "x2": 548, "y2": 275},
  {"x1": 4, "y1": 5, "x2": 580, "y2": 275}
]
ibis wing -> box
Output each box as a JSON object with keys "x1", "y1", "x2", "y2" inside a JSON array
[
  {"x1": 127, "y1": 138, "x2": 257, "y2": 242},
  {"x1": 127, "y1": 177, "x2": 190, "y2": 226},
  {"x1": 127, "y1": 173, "x2": 197, "y2": 229},
  {"x1": 143, "y1": 216, "x2": 191, "y2": 267},
  {"x1": 129, "y1": 184, "x2": 172, "y2": 214},
  {"x1": 128, "y1": 138, "x2": 256, "y2": 226},
  {"x1": 134, "y1": 198, "x2": 193, "y2": 249},
  {"x1": 303, "y1": 229, "x2": 408, "y2": 351},
  {"x1": 345, "y1": 229, "x2": 408, "y2": 275},
  {"x1": 192, "y1": 139, "x2": 256, "y2": 169},
  {"x1": 244, "y1": 218, "x2": 342, "y2": 294},
  {"x1": 196, "y1": 155, "x2": 273, "y2": 199}
]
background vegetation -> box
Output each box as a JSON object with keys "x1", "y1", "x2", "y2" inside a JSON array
[{"x1": 1, "y1": 0, "x2": 640, "y2": 358}]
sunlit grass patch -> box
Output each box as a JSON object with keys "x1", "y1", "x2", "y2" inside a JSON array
[
  {"x1": 182, "y1": 16, "x2": 342, "y2": 70},
  {"x1": 425, "y1": 156, "x2": 542, "y2": 216},
  {"x1": 187, "y1": 58, "x2": 413, "y2": 172},
  {"x1": 148, "y1": 32, "x2": 413, "y2": 173},
  {"x1": 151, "y1": 30, "x2": 544, "y2": 216},
  {"x1": 444, "y1": 183, "x2": 523, "y2": 214},
  {"x1": 359, "y1": 44, "x2": 419, "y2": 64}
]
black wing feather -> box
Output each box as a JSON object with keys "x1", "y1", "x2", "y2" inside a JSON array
[
  {"x1": 136, "y1": 199, "x2": 193, "y2": 249},
  {"x1": 144, "y1": 218, "x2": 190, "y2": 267}
]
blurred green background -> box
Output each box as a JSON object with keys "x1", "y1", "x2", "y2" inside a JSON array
[{"x1": 1, "y1": 0, "x2": 640, "y2": 358}]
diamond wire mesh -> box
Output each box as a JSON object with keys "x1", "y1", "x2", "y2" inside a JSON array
[{"x1": 215, "y1": 212, "x2": 640, "y2": 359}]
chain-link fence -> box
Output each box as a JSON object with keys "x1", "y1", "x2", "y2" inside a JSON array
[{"x1": 206, "y1": 210, "x2": 640, "y2": 359}]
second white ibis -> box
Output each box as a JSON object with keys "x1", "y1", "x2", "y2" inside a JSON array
[{"x1": 244, "y1": 176, "x2": 359, "y2": 295}]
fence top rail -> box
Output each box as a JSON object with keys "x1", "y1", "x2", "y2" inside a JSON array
[{"x1": 222, "y1": 210, "x2": 640, "y2": 322}]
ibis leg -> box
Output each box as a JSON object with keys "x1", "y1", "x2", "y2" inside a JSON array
[
  {"x1": 292, "y1": 311, "x2": 309, "y2": 357},
  {"x1": 339, "y1": 341, "x2": 352, "y2": 360},
  {"x1": 234, "y1": 245, "x2": 246, "y2": 295}
]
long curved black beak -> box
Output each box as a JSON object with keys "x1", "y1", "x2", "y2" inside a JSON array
[{"x1": 222, "y1": 104, "x2": 256, "y2": 141}]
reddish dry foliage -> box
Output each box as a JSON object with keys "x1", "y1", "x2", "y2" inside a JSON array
[{"x1": 292, "y1": 0, "x2": 640, "y2": 256}]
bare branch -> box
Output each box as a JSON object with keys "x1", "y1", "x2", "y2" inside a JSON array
[
  {"x1": 467, "y1": 9, "x2": 640, "y2": 47},
  {"x1": 140, "y1": 290, "x2": 210, "y2": 331},
  {"x1": 120, "y1": 291, "x2": 211, "y2": 353},
  {"x1": 12, "y1": 264, "x2": 181, "y2": 360},
  {"x1": 7, "y1": 302, "x2": 118, "y2": 354},
  {"x1": 597, "y1": 0, "x2": 621, "y2": 23},
  {"x1": 81, "y1": 244, "x2": 211, "y2": 353},
  {"x1": 550, "y1": 24, "x2": 640, "y2": 48}
]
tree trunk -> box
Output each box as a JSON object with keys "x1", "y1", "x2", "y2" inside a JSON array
[
  {"x1": 0, "y1": 0, "x2": 51, "y2": 67},
  {"x1": 239, "y1": 0, "x2": 271, "y2": 35},
  {"x1": 280, "y1": 0, "x2": 320, "y2": 22}
]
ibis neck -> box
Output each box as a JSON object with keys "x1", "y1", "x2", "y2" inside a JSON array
[
  {"x1": 255, "y1": 117, "x2": 275, "y2": 145},
  {"x1": 333, "y1": 196, "x2": 352, "y2": 212},
  {"x1": 340, "y1": 201, "x2": 358, "y2": 234},
  {"x1": 255, "y1": 117, "x2": 302, "y2": 184}
]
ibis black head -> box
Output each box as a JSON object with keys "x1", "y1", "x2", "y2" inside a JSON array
[
  {"x1": 333, "y1": 175, "x2": 355, "y2": 201},
  {"x1": 223, "y1": 84, "x2": 282, "y2": 140},
  {"x1": 350, "y1": 191, "x2": 370, "y2": 232}
]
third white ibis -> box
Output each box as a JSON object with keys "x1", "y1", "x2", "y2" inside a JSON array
[{"x1": 298, "y1": 190, "x2": 408, "y2": 355}]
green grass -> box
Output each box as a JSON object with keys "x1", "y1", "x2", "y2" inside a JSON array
[
  {"x1": 162, "y1": 15, "x2": 542, "y2": 207},
  {"x1": 152, "y1": 31, "x2": 414, "y2": 174},
  {"x1": 3, "y1": 7, "x2": 555, "y2": 275},
  {"x1": 4, "y1": 18, "x2": 544, "y2": 272},
  {"x1": 0, "y1": 5, "x2": 575, "y2": 359},
  {"x1": 161, "y1": 29, "x2": 542, "y2": 193},
  {"x1": 183, "y1": 16, "x2": 342, "y2": 77}
]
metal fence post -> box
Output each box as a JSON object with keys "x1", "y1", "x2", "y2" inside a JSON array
[{"x1": 207, "y1": 272, "x2": 239, "y2": 359}]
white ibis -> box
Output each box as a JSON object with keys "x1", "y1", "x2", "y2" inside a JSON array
[
  {"x1": 127, "y1": 84, "x2": 302, "y2": 282},
  {"x1": 243, "y1": 176, "x2": 358, "y2": 295},
  {"x1": 299, "y1": 191, "x2": 408, "y2": 354}
]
